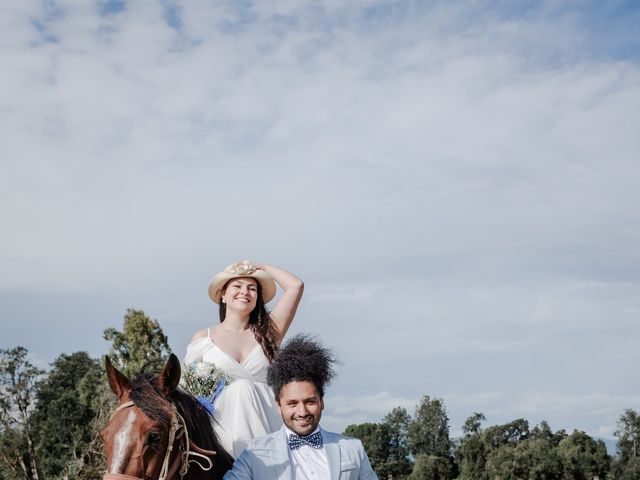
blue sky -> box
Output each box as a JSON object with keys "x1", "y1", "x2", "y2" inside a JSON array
[{"x1": 2, "y1": 0, "x2": 640, "y2": 441}]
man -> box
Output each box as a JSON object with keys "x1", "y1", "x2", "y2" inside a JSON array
[{"x1": 224, "y1": 335, "x2": 378, "y2": 479}]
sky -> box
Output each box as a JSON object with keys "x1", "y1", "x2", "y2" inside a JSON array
[{"x1": 2, "y1": 0, "x2": 640, "y2": 445}]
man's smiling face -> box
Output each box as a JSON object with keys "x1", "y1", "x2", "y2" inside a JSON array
[{"x1": 277, "y1": 380, "x2": 324, "y2": 436}]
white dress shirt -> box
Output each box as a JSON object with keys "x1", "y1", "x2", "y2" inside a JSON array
[{"x1": 286, "y1": 427, "x2": 330, "y2": 480}]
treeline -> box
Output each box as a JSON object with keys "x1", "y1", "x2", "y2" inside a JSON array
[
  {"x1": 345, "y1": 398, "x2": 640, "y2": 479},
  {"x1": 1, "y1": 309, "x2": 639, "y2": 479},
  {"x1": 0, "y1": 309, "x2": 170, "y2": 480}
]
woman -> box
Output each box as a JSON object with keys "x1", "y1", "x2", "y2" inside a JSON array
[{"x1": 184, "y1": 260, "x2": 304, "y2": 458}]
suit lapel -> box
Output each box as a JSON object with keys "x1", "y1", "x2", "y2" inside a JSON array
[
  {"x1": 273, "y1": 426, "x2": 294, "y2": 479},
  {"x1": 322, "y1": 428, "x2": 342, "y2": 480}
]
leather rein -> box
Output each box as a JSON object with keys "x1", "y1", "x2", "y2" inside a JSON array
[{"x1": 103, "y1": 401, "x2": 217, "y2": 480}]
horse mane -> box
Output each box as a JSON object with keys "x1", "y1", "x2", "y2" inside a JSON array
[
  {"x1": 129, "y1": 372, "x2": 172, "y2": 428},
  {"x1": 129, "y1": 371, "x2": 234, "y2": 478}
]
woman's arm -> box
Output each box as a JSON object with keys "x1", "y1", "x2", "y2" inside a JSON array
[{"x1": 254, "y1": 263, "x2": 304, "y2": 342}]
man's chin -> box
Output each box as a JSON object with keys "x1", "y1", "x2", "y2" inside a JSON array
[{"x1": 289, "y1": 422, "x2": 317, "y2": 436}]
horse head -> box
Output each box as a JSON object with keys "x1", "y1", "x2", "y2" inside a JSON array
[{"x1": 101, "y1": 354, "x2": 232, "y2": 480}]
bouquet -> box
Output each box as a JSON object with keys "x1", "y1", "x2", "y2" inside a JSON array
[{"x1": 181, "y1": 361, "x2": 229, "y2": 415}]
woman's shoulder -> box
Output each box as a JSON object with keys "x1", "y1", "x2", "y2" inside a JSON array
[
  {"x1": 190, "y1": 328, "x2": 211, "y2": 343},
  {"x1": 184, "y1": 328, "x2": 215, "y2": 365}
]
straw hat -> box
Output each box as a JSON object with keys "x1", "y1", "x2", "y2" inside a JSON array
[{"x1": 208, "y1": 261, "x2": 276, "y2": 304}]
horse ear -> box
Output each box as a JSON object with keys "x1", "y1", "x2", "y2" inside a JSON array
[
  {"x1": 105, "y1": 356, "x2": 131, "y2": 401},
  {"x1": 158, "y1": 354, "x2": 181, "y2": 397}
]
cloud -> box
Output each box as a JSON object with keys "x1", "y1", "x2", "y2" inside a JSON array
[
  {"x1": 323, "y1": 390, "x2": 416, "y2": 433},
  {"x1": 2, "y1": 0, "x2": 639, "y2": 444}
]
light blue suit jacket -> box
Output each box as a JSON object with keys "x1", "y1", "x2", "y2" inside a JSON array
[{"x1": 223, "y1": 426, "x2": 379, "y2": 480}]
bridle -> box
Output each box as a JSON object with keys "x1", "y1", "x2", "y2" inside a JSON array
[{"x1": 104, "y1": 401, "x2": 217, "y2": 480}]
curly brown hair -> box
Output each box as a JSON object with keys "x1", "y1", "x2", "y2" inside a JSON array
[{"x1": 267, "y1": 335, "x2": 337, "y2": 400}]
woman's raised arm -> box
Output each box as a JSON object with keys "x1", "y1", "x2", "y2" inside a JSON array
[{"x1": 254, "y1": 263, "x2": 304, "y2": 342}]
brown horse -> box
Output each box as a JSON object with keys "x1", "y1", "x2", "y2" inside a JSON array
[{"x1": 102, "y1": 354, "x2": 234, "y2": 480}]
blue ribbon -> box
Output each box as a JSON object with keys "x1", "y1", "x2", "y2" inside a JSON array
[{"x1": 196, "y1": 378, "x2": 227, "y2": 416}]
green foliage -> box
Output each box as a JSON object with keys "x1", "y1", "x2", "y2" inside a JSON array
[
  {"x1": 0, "y1": 428, "x2": 29, "y2": 480},
  {"x1": 0, "y1": 309, "x2": 174, "y2": 479},
  {"x1": 610, "y1": 408, "x2": 640, "y2": 480},
  {"x1": 30, "y1": 352, "x2": 113, "y2": 480},
  {"x1": 456, "y1": 414, "x2": 488, "y2": 480},
  {"x1": 344, "y1": 408, "x2": 413, "y2": 479},
  {"x1": 462, "y1": 412, "x2": 485, "y2": 436},
  {"x1": 103, "y1": 308, "x2": 171, "y2": 377},
  {"x1": 382, "y1": 407, "x2": 413, "y2": 477},
  {"x1": 483, "y1": 418, "x2": 530, "y2": 449},
  {"x1": 409, "y1": 454, "x2": 451, "y2": 480},
  {"x1": 346, "y1": 397, "x2": 454, "y2": 479},
  {"x1": 615, "y1": 408, "x2": 640, "y2": 462},
  {"x1": 457, "y1": 417, "x2": 611, "y2": 480},
  {"x1": 530, "y1": 420, "x2": 567, "y2": 446},
  {"x1": 0, "y1": 347, "x2": 45, "y2": 480},
  {"x1": 613, "y1": 455, "x2": 640, "y2": 480},
  {"x1": 344, "y1": 423, "x2": 391, "y2": 477},
  {"x1": 407, "y1": 395, "x2": 451, "y2": 458},
  {"x1": 557, "y1": 430, "x2": 610, "y2": 480}
]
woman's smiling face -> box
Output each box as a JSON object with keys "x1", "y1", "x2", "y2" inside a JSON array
[{"x1": 221, "y1": 277, "x2": 259, "y2": 313}]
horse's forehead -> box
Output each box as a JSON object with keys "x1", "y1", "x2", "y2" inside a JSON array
[
  {"x1": 107, "y1": 408, "x2": 138, "y2": 474},
  {"x1": 106, "y1": 403, "x2": 158, "y2": 436},
  {"x1": 105, "y1": 405, "x2": 160, "y2": 474}
]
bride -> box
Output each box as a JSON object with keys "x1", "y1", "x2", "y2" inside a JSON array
[{"x1": 184, "y1": 260, "x2": 304, "y2": 458}]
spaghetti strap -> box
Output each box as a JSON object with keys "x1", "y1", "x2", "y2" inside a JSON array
[{"x1": 207, "y1": 327, "x2": 212, "y2": 339}]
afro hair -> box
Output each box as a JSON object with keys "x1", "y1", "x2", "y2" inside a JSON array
[{"x1": 267, "y1": 334, "x2": 337, "y2": 400}]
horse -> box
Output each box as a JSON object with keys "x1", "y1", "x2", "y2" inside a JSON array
[{"x1": 101, "y1": 354, "x2": 234, "y2": 480}]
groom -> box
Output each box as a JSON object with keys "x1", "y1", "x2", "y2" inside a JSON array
[{"x1": 223, "y1": 335, "x2": 378, "y2": 479}]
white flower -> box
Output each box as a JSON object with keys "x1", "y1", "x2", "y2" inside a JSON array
[
  {"x1": 194, "y1": 361, "x2": 215, "y2": 377},
  {"x1": 181, "y1": 361, "x2": 230, "y2": 398}
]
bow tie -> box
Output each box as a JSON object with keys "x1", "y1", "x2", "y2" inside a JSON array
[{"x1": 288, "y1": 431, "x2": 323, "y2": 450}]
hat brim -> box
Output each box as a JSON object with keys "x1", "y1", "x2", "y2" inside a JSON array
[{"x1": 208, "y1": 270, "x2": 276, "y2": 304}]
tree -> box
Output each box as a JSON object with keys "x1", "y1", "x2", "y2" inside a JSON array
[
  {"x1": 530, "y1": 420, "x2": 567, "y2": 447},
  {"x1": 382, "y1": 407, "x2": 413, "y2": 477},
  {"x1": 344, "y1": 423, "x2": 391, "y2": 477},
  {"x1": 409, "y1": 454, "x2": 451, "y2": 480},
  {"x1": 611, "y1": 409, "x2": 640, "y2": 480},
  {"x1": 456, "y1": 418, "x2": 570, "y2": 480},
  {"x1": 30, "y1": 352, "x2": 112, "y2": 480},
  {"x1": 103, "y1": 308, "x2": 172, "y2": 377},
  {"x1": 615, "y1": 409, "x2": 640, "y2": 462},
  {"x1": 462, "y1": 412, "x2": 485, "y2": 436},
  {"x1": 75, "y1": 365, "x2": 117, "y2": 479},
  {"x1": 407, "y1": 396, "x2": 451, "y2": 458},
  {"x1": 614, "y1": 456, "x2": 640, "y2": 480},
  {"x1": 0, "y1": 427, "x2": 29, "y2": 480},
  {"x1": 344, "y1": 408, "x2": 413, "y2": 478},
  {"x1": 556, "y1": 430, "x2": 609, "y2": 480},
  {"x1": 456, "y1": 413, "x2": 488, "y2": 480},
  {"x1": 0, "y1": 347, "x2": 45, "y2": 480},
  {"x1": 483, "y1": 418, "x2": 529, "y2": 449}
]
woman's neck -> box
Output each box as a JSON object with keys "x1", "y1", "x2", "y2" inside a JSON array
[{"x1": 221, "y1": 311, "x2": 251, "y2": 331}]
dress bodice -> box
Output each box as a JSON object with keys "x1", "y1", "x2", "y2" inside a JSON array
[
  {"x1": 183, "y1": 330, "x2": 282, "y2": 458},
  {"x1": 184, "y1": 335, "x2": 269, "y2": 383}
]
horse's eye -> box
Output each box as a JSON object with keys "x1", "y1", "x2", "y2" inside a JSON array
[{"x1": 147, "y1": 431, "x2": 162, "y2": 444}]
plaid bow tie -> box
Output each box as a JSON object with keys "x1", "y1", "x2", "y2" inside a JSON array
[{"x1": 288, "y1": 431, "x2": 323, "y2": 450}]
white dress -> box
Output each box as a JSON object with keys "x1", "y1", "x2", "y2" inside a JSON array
[{"x1": 184, "y1": 330, "x2": 283, "y2": 458}]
